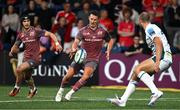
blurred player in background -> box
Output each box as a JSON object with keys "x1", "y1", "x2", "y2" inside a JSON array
[
  {"x1": 55, "y1": 10, "x2": 115, "y2": 102},
  {"x1": 10, "y1": 42, "x2": 24, "y2": 78},
  {"x1": 108, "y1": 12, "x2": 172, "y2": 107},
  {"x1": 8, "y1": 15, "x2": 62, "y2": 98}
]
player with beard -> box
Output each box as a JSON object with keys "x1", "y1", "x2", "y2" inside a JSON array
[{"x1": 55, "y1": 10, "x2": 115, "y2": 102}]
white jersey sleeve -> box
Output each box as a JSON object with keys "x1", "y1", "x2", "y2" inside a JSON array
[
  {"x1": 146, "y1": 24, "x2": 161, "y2": 40},
  {"x1": 145, "y1": 23, "x2": 171, "y2": 55}
]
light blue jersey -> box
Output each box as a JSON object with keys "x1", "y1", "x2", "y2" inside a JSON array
[{"x1": 145, "y1": 23, "x2": 171, "y2": 56}]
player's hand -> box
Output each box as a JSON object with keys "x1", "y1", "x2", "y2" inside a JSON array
[
  {"x1": 106, "y1": 50, "x2": 110, "y2": 61},
  {"x1": 154, "y1": 61, "x2": 160, "y2": 73},
  {"x1": 54, "y1": 42, "x2": 63, "y2": 53},
  {"x1": 9, "y1": 51, "x2": 15, "y2": 57},
  {"x1": 68, "y1": 48, "x2": 77, "y2": 59}
]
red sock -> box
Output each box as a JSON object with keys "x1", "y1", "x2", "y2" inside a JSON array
[{"x1": 72, "y1": 79, "x2": 87, "y2": 91}]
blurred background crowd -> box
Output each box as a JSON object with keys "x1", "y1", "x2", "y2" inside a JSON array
[{"x1": 0, "y1": 0, "x2": 180, "y2": 60}]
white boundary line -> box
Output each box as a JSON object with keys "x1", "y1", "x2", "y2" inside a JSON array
[
  {"x1": 0, "y1": 99, "x2": 53, "y2": 103},
  {"x1": 0, "y1": 97, "x2": 180, "y2": 103}
]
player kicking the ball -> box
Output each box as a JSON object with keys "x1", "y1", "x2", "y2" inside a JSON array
[
  {"x1": 55, "y1": 10, "x2": 115, "y2": 102},
  {"x1": 9, "y1": 15, "x2": 62, "y2": 98},
  {"x1": 108, "y1": 12, "x2": 172, "y2": 107}
]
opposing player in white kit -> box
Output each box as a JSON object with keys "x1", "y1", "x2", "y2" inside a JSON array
[{"x1": 108, "y1": 12, "x2": 172, "y2": 107}]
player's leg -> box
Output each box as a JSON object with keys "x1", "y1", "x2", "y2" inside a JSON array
[
  {"x1": 134, "y1": 58, "x2": 164, "y2": 106},
  {"x1": 25, "y1": 69, "x2": 37, "y2": 98},
  {"x1": 147, "y1": 54, "x2": 172, "y2": 106},
  {"x1": 134, "y1": 58, "x2": 159, "y2": 91},
  {"x1": 109, "y1": 53, "x2": 172, "y2": 106},
  {"x1": 108, "y1": 58, "x2": 158, "y2": 107},
  {"x1": 134, "y1": 55, "x2": 171, "y2": 106},
  {"x1": 9, "y1": 61, "x2": 31, "y2": 96},
  {"x1": 65, "y1": 61, "x2": 97, "y2": 101},
  {"x1": 10, "y1": 52, "x2": 23, "y2": 78},
  {"x1": 10, "y1": 58, "x2": 18, "y2": 77},
  {"x1": 61, "y1": 67, "x2": 76, "y2": 88},
  {"x1": 107, "y1": 68, "x2": 140, "y2": 107},
  {"x1": 55, "y1": 64, "x2": 76, "y2": 102},
  {"x1": 25, "y1": 59, "x2": 40, "y2": 98}
]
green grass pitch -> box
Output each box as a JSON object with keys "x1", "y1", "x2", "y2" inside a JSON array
[{"x1": 0, "y1": 85, "x2": 180, "y2": 109}]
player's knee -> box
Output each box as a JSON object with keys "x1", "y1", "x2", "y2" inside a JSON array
[
  {"x1": 62, "y1": 75, "x2": 71, "y2": 82},
  {"x1": 133, "y1": 66, "x2": 141, "y2": 75},
  {"x1": 131, "y1": 73, "x2": 139, "y2": 81},
  {"x1": 62, "y1": 76, "x2": 68, "y2": 81},
  {"x1": 63, "y1": 68, "x2": 75, "y2": 80},
  {"x1": 16, "y1": 68, "x2": 23, "y2": 74},
  {"x1": 81, "y1": 75, "x2": 90, "y2": 81}
]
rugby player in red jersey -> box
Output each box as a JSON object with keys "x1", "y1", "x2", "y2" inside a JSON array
[
  {"x1": 55, "y1": 10, "x2": 115, "y2": 102},
  {"x1": 8, "y1": 15, "x2": 62, "y2": 98}
]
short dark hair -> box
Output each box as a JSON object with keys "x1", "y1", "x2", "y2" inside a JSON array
[
  {"x1": 89, "y1": 10, "x2": 99, "y2": 18},
  {"x1": 20, "y1": 14, "x2": 30, "y2": 23},
  {"x1": 139, "y1": 12, "x2": 150, "y2": 22}
]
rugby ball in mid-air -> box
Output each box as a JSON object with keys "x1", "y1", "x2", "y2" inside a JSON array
[{"x1": 74, "y1": 48, "x2": 87, "y2": 64}]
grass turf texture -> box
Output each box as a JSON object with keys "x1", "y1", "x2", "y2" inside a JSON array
[{"x1": 0, "y1": 85, "x2": 180, "y2": 109}]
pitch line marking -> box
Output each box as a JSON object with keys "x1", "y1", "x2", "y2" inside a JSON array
[
  {"x1": 0, "y1": 99, "x2": 53, "y2": 103},
  {"x1": 35, "y1": 95, "x2": 180, "y2": 100},
  {"x1": 0, "y1": 97, "x2": 180, "y2": 103},
  {"x1": 36, "y1": 95, "x2": 180, "y2": 100}
]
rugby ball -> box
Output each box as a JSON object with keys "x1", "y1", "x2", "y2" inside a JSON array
[{"x1": 74, "y1": 48, "x2": 87, "y2": 64}]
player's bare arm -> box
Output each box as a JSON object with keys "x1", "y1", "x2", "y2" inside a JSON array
[
  {"x1": 106, "y1": 38, "x2": 115, "y2": 60},
  {"x1": 153, "y1": 37, "x2": 163, "y2": 73},
  {"x1": 72, "y1": 38, "x2": 80, "y2": 51},
  {"x1": 9, "y1": 44, "x2": 19, "y2": 57},
  {"x1": 69, "y1": 38, "x2": 80, "y2": 59},
  {"x1": 44, "y1": 31, "x2": 62, "y2": 52}
]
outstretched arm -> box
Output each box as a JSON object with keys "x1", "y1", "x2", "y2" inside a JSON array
[
  {"x1": 68, "y1": 38, "x2": 80, "y2": 59},
  {"x1": 106, "y1": 38, "x2": 115, "y2": 60},
  {"x1": 44, "y1": 31, "x2": 63, "y2": 52},
  {"x1": 71, "y1": 38, "x2": 80, "y2": 51},
  {"x1": 9, "y1": 44, "x2": 19, "y2": 57}
]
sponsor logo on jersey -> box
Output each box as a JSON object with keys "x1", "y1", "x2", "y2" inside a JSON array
[
  {"x1": 30, "y1": 31, "x2": 35, "y2": 37},
  {"x1": 83, "y1": 32, "x2": 90, "y2": 36},
  {"x1": 23, "y1": 39, "x2": 36, "y2": 43},
  {"x1": 148, "y1": 28, "x2": 155, "y2": 36},
  {"x1": 97, "y1": 31, "x2": 103, "y2": 35},
  {"x1": 85, "y1": 38, "x2": 102, "y2": 42}
]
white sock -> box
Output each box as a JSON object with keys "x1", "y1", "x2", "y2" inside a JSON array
[
  {"x1": 68, "y1": 89, "x2": 75, "y2": 95},
  {"x1": 30, "y1": 87, "x2": 36, "y2": 92},
  {"x1": 121, "y1": 80, "x2": 138, "y2": 102},
  {"x1": 58, "y1": 88, "x2": 64, "y2": 93},
  {"x1": 137, "y1": 71, "x2": 159, "y2": 94},
  {"x1": 14, "y1": 84, "x2": 20, "y2": 89}
]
